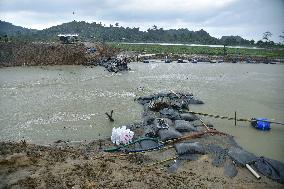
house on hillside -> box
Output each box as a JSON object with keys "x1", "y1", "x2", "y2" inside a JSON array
[{"x1": 58, "y1": 34, "x2": 79, "y2": 44}]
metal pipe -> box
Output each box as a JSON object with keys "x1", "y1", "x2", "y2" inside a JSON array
[{"x1": 246, "y1": 164, "x2": 261, "y2": 179}]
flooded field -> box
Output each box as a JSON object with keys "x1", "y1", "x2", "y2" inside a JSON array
[{"x1": 0, "y1": 62, "x2": 283, "y2": 162}]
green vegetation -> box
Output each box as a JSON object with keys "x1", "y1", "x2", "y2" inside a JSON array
[
  {"x1": 1, "y1": 20, "x2": 283, "y2": 49},
  {"x1": 110, "y1": 43, "x2": 284, "y2": 58},
  {"x1": 0, "y1": 20, "x2": 274, "y2": 47}
]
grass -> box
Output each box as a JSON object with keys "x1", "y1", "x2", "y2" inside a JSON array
[{"x1": 109, "y1": 43, "x2": 284, "y2": 58}]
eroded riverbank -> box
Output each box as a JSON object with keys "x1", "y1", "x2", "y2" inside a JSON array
[
  {"x1": 1, "y1": 91, "x2": 283, "y2": 188},
  {"x1": 0, "y1": 136, "x2": 282, "y2": 189},
  {"x1": 1, "y1": 92, "x2": 284, "y2": 188}
]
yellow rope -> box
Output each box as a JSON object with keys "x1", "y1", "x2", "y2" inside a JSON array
[
  {"x1": 187, "y1": 111, "x2": 252, "y2": 122},
  {"x1": 146, "y1": 156, "x2": 178, "y2": 167}
]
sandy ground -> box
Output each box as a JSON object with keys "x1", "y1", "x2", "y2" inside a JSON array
[{"x1": 0, "y1": 132, "x2": 283, "y2": 189}]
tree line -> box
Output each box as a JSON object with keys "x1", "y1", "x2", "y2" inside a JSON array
[{"x1": 0, "y1": 20, "x2": 283, "y2": 47}]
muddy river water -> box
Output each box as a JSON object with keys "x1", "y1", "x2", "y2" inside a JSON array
[{"x1": 0, "y1": 62, "x2": 283, "y2": 162}]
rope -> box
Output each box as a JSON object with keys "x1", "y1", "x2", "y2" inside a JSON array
[
  {"x1": 93, "y1": 130, "x2": 228, "y2": 170},
  {"x1": 163, "y1": 130, "x2": 226, "y2": 145},
  {"x1": 146, "y1": 156, "x2": 178, "y2": 167},
  {"x1": 95, "y1": 130, "x2": 225, "y2": 160},
  {"x1": 198, "y1": 117, "x2": 210, "y2": 131},
  {"x1": 103, "y1": 137, "x2": 160, "y2": 152},
  {"x1": 186, "y1": 111, "x2": 284, "y2": 125}
]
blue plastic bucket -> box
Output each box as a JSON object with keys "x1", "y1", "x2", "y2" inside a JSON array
[{"x1": 252, "y1": 118, "x2": 270, "y2": 130}]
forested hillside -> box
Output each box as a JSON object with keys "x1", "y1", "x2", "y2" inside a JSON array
[{"x1": 0, "y1": 20, "x2": 263, "y2": 46}]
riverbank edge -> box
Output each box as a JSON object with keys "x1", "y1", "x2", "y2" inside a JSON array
[
  {"x1": 0, "y1": 130, "x2": 283, "y2": 188},
  {"x1": 1, "y1": 41, "x2": 283, "y2": 68},
  {"x1": 1, "y1": 91, "x2": 283, "y2": 188}
]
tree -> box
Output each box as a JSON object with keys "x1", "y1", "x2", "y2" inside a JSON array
[
  {"x1": 152, "y1": 25, "x2": 158, "y2": 30},
  {"x1": 115, "y1": 23, "x2": 119, "y2": 27},
  {"x1": 223, "y1": 45, "x2": 227, "y2": 56},
  {"x1": 263, "y1": 31, "x2": 272, "y2": 42},
  {"x1": 279, "y1": 32, "x2": 284, "y2": 43}
]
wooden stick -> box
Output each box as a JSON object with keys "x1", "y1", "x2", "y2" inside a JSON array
[
  {"x1": 234, "y1": 111, "x2": 237, "y2": 126},
  {"x1": 105, "y1": 110, "x2": 114, "y2": 122}
]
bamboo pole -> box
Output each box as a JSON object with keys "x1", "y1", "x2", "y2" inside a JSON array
[{"x1": 235, "y1": 111, "x2": 237, "y2": 126}]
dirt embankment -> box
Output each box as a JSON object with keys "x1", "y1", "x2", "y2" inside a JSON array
[
  {"x1": 0, "y1": 42, "x2": 119, "y2": 67},
  {"x1": 0, "y1": 137, "x2": 282, "y2": 189},
  {"x1": 0, "y1": 42, "x2": 87, "y2": 66}
]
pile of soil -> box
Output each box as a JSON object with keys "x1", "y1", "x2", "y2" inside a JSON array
[
  {"x1": 0, "y1": 137, "x2": 282, "y2": 189},
  {"x1": 84, "y1": 42, "x2": 120, "y2": 66},
  {"x1": 0, "y1": 42, "x2": 120, "y2": 67},
  {"x1": 0, "y1": 42, "x2": 87, "y2": 66}
]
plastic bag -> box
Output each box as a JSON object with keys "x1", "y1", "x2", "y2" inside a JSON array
[{"x1": 111, "y1": 126, "x2": 134, "y2": 145}]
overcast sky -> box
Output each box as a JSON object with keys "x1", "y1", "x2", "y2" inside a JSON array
[{"x1": 0, "y1": 0, "x2": 283, "y2": 42}]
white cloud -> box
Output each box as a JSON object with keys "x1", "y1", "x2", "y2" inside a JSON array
[
  {"x1": 117, "y1": 0, "x2": 236, "y2": 12},
  {"x1": 0, "y1": 0, "x2": 283, "y2": 42}
]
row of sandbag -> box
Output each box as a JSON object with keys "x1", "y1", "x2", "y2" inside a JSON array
[{"x1": 99, "y1": 58, "x2": 130, "y2": 72}]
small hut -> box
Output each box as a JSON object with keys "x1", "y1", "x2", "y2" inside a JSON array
[{"x1": 58, "y1": 34, "x2": 79, "y2": 44}]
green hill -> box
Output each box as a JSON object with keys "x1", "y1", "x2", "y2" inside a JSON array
[
  {"x1": 0, "y1": 20, "x2": 254, "y2": 46},
  {"x1": 0, "y1": 20, "x2": 37, "y2": 36}
]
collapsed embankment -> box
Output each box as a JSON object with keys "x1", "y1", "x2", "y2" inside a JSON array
[{"x1": 0, "y1": 42, "x2": 119, "y2": 67}]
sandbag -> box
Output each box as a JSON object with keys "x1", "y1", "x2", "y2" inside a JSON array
[
  {"x1": 140, "y1": 139, "x2": 161, "y2": 151},
  {"x1": 253, "y1": 157, "x2": 284, "y2": 184},
  {"x1": 175, "y1": 142, "x2": 205, "y2": 155},
  {"x1": 148, "y1": 98, "x2": 171, "y2": 111},
  {"x1": 158, "y1": 129, "x2": 182, "y2": 141},
  {"x1": 160, "y1": 108, "x2": 181, "y2": 120},
  {"x1": 136, "y1": 95, "x2": 156, "y2": 105},
  {"x1": 167, "y1": 160, "x2": 184, "y2": 173},
  {"x1": 228, "y1": 147, "x2": 256, "y2": 167},
  {"x1": 178, "y1": 153, "x2": 201, "y2": 161},
  {"x1": 144, "y1": 126, "x2": 158, "y2": 138},
  {"x1": 180, "y1": 113, "x2": 198, "y2": 121},
  {"x1": 175, "y1": 120, "x2": 197, "y2": 132},
  {"x1": 153, "y1": 118, "x2": 173, "y2": 129},
  {"x1": 206, "y1": 144, "x2": 228, "y2": 167},
  {"x1": 224, "y1": 161, "x2": 238, "y2": 178},
  {"x1": 188, "y1": 97, "x2": 204, "y2": 104}
]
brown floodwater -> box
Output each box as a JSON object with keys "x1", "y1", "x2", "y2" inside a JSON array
[{"x1": 0, "y1": 62, "x2": 283, "y2": 162}]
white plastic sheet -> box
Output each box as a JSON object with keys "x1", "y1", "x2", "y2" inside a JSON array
[{"x1": 111, "y1": 126, "x2": 134, "y2": 145}]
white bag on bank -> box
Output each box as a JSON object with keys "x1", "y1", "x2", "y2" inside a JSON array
[{"x1": 111, "y1": 126, "x2": 134, "y2": 145}]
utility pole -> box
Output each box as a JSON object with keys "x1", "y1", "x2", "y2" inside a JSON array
[{"x1": 72, "y1": 11, "x2": 75, "y2": 21}]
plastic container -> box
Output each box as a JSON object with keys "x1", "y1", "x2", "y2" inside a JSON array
[{"x1": 251, "y1": 118, "x2": 270, "y2": 131}]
